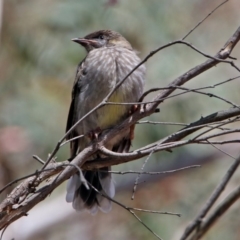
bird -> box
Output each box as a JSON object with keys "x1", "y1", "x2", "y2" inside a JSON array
[{"x1": 65, "y1": 30, "x2": 146, "y2": 214}]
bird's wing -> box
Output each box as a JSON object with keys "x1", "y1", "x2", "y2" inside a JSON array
[{"x1": 66, "y1": 61, "x2": 85, "y2": 158}]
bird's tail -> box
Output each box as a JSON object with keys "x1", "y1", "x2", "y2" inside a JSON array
[{"x1": 66, "y1": 167, "x2": 115, "y2": 214}]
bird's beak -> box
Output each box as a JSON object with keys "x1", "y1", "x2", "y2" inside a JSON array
[{"x1": 71, "y1": 38, "x2": 98, "y2": 46}]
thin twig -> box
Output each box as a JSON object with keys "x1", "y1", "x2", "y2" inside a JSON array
[
  {"x1": 137, "y1": 120, "x2": 188, "y2": 126},
  {"x1": 182, "y1": 0, "x2": 229, "y2": 40},
  {"x1": 131, "y1": 150, "x2": 154, "y2": 200},
  {"x1": 129, "y1": 207, "x2": 181, "y2": 217},
  {"x1": 32, "y1": 155, "x2": 45, "y2": 164},
  {"x1": 206, "y1": 140, "x2": 236, "y2": 160},
  {"x1": 197, "y1": 139, "x2": 240, "y2": 145},
  {"x1": 106, "y1": 165, "x2": 200, "y2": 175},
  {"x1": 196, "y1": 128, "x2": 240, "y2": 141},
  {"x1": 60, "y1": 134, "x2": 85, "y2": 147},
  {"x1": 174, "y1": 86, "x2": 240, "y2": 109}
]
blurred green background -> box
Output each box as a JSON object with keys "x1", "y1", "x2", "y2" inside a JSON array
[{"x1": 1, "y1": 0, "x2": 240, "y2": 239}]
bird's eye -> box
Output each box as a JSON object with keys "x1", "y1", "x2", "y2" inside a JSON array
[{"x1": 98, "y1": 34, "x2": 104, "y2": 40}]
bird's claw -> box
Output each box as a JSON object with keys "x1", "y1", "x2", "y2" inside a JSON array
[{"x1": 88, "y1": 127, "x2": 102, "y2": 140}]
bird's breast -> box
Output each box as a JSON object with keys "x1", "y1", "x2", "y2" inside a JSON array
[{"x1": 76, "y1": 46, "x2": 145, "y2": 133}]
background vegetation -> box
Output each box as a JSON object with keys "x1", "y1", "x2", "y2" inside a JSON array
[{"x1": 0, "y1": 0, "x2": 240, "y2": 239}]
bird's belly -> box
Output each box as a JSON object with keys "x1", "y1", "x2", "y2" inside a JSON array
[
  {"x1": 75, "y1": 88, "x2": 130, "y2": 136},
  {"x1": 94, "y1": 91, "x2": 129, "y2": 130}
]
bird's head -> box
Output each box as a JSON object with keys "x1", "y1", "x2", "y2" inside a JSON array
[{"x1": 72, "y1": 30, "x2": 132, "y2": 52}]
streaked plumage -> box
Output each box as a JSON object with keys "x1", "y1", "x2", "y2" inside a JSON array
[{"x1": 66, "y1": 30, "x2": 145, "y2": 214}]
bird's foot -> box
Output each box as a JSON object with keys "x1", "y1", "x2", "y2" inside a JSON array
[
  {"x1": 129, "y1": 104, "x2": 139, "y2": 115},
  {"x1": 88, "y1": 127, "x2": 102, "y2": 140}
]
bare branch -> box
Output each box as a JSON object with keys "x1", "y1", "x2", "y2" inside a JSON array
[
  {"x1": 179, "y1": 154, "x2": 240, "y2": 240},
  {"x1": 107, "y1": 165, "x2": 200, "y2": 175},
  {"x1": 131, "y1": 150, "x2": 154, "y2": 200},
  {"x1": 188, "y1": 185, "x2": 240, "y2": 240},
  {"x1": 206, "y1": 140, "x2": 237, "y2": 160}
]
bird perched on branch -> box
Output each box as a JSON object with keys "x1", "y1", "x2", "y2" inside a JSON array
[{"x1": 66, "y1": 30, "x2": 145, "y2": 214}]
